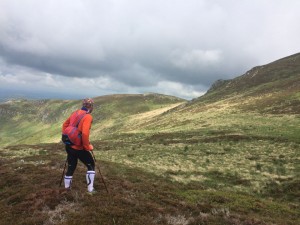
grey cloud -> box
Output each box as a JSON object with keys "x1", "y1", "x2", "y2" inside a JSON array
[{"x1": 0, "y1": 0, "x2": 300, "y2": 99}]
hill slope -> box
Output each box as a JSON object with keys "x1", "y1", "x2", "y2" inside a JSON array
[
  {"x1": 116, "y1": 53, "x2": 300, "y2": 143},
  {"x1": 0, "y1": 93, "x2": 185, "y2": 146},
  {"x1": 195, "y1": 52, "x2": 300, "y2": 114}
]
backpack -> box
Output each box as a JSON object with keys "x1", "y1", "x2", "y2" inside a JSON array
[{"x1": 62, "y1": 110, "x2": 87, "y2": 145}]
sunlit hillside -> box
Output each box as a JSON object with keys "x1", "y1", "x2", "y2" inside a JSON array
[
  {"x1": 193, "y1": 52, "x2": 300, "y2": 114},
  {"x1": 0, "y1": 93, "x2": 185, "y2": 146}
]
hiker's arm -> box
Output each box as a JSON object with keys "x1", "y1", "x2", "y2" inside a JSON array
[
  {"x1": 82, "y1": 115, "x2": 93, "y2": 150},
  {"x1": 62, "y1": 117, "x2": 70, "y2": 132}
]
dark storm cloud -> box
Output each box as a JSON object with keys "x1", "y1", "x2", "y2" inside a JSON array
[{"x1": 0, "y1": 0, "x2": 300, "y2": 99}]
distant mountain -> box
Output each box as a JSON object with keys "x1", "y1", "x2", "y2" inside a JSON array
[{"x1": 192, "y1": 52, "x2": 300, "y2": 114}]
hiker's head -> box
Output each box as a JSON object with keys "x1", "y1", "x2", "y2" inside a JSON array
[{"x1": 82, "y1": 98, "x2": 94, "y2": 113}]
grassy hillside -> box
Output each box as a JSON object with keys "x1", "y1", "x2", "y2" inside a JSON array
[
  {"x1": 0, "y1": 93, "x2": 185, "y2": 146},
  {"x1": 123, "y1": 52, "x2": 300, "y2": 137},
  {"x1": 193, "y1": 52, "x2": 300, "y2": 114}
]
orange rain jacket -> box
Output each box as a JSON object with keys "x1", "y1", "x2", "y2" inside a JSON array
[{"x1": 62, "y1": 109, "x2": 93, "y2": 151}]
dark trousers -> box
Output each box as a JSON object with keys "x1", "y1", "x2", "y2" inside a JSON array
[{"x1": 65, "y1": 145, "x2": 95, "y2": 176}]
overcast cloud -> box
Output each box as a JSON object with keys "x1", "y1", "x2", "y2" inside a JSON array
[{"x1": 0, "y1": 0, "x2": 300, "y2": 100}]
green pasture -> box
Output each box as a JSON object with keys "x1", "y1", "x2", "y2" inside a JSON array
[{"x1": 94, "y1": 109, "x2": 300, "y2": 202}]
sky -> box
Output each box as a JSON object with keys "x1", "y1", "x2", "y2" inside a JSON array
[{"x1": 0, "y1": 0, "x2": 300, "y2": 100}]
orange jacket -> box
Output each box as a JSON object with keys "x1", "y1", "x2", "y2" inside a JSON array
[{"x1": 62, "y1": 109, "x2": 93, "y2": 151}]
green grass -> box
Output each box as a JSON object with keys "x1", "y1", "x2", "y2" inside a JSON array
[
  {"x1": 1, "y1": 107, "x2": 300, "y2": 224},
  {"x1": 1, "y1": 141, "x2": 299, "y2": 225},
  {"x1": 94, "y1": 136, "x2": 299, "y2": 195},
  {"x1": 0, "y1": 94, "x2": 185, "y2": 147},
  {"x1": 176, "y1": 189, "x2": 299, "y2": 224}
]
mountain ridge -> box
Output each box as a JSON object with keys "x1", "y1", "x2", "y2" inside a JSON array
[
  {"x1": 208, "y1": 52, "x2": 300, "y2": 93},
  {"x1": 188, "y1": 52, "x2": 300, "y2": 114}
]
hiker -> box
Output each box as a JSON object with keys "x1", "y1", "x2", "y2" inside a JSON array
[{"x1": 62, "y1": 98, "x2": 96, "y2": 193}]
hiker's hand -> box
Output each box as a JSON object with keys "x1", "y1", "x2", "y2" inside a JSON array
[{"x1": 88, "y1": 144, "x2": 94, "y2": 151}]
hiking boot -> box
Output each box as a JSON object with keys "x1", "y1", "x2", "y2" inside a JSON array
[{"x1": 87, "y1": 189, "x2": 97, "y2": 195}]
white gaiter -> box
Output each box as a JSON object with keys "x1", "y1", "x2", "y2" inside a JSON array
[
  {"x1": 64, "y1": 176, "x2": 73, "y2": 189},
  {"x1": 86, "y1": 171, "x2": 95, "y2": 192}
]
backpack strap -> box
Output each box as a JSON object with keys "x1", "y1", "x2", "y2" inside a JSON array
[{"x1": 70, "y1": 110, "x2": 87, "y2": 128}]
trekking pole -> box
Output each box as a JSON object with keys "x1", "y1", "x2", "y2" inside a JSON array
[
  {"x1": 91, "y1": 151, "x2": 116, "y2": 225},
  {"x1": 59, "y1": 158, "x2": 68, "y2": 187},
  {"x1": 91, "y1": 151, "x2": 109, "y2": 193}
]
